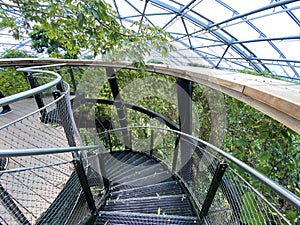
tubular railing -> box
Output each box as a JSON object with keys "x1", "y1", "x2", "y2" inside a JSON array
[
  {"x1": 0, "y1": 64, "x2": 65, "y2": 108},
  {"x1": 0, "y1": 64, "x2": 104, "y2": 224},
  {"x1": 90, "y1": 126, "x2": 300, "y2": 225}
]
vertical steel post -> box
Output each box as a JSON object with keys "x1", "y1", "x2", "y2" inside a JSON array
[
  {"x1": 150, "y1": 128, "x2": 154, "y2": 156},
  {"x1": 172, "y1": 135, "x2": 180, "y2": 173},
  {"x1": 74, "y1": 159, "x2": 97, "y2": 213},
  {"x1": 52, "y1": 90, "x2": 76, "y2": 147},
  {"x1": 68, "y1": 67, "x2": 77, "y2": 94},
  {"x1": 177, "y1": 78, "x2": 193, "y2": 180},
  {"x1": 25, "y1": 72, "x2": 47, "y2": 121},
  {"x1": 199, "y1": 162, "x2": 228, "y2": 223},
  {"x1": 105, "y1": 67, "x2": 131, "y2": 150}
]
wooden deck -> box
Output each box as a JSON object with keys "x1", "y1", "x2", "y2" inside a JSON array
[
  {"x1": 0, "y1": 97, "x2": 74, "y2": 224},
  {"x1": 0, "y1": 98, "x2": 38, "y2": 127}
]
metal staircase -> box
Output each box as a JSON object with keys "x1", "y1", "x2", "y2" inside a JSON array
[{"x1": 96, "y1": 151, "x2": 198, "y2": 224}]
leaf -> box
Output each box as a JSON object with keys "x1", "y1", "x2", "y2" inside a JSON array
[
  {"x1": 157, "y1": 207, "x2": 161, "y2": 215},
  {"x1": 91, "y1": 9, "x2": 101, "y2": 22},
  {"x1": 259, "y1": 132, "x2": 268, "y2": 140},
  {"x1": 77, "y1": 13, "x2": 85, "y2": 27},
  {"x1": 235, "y1": 138, "x2": 247, "y2": 147},
  {"x1": 258, "y1": 151, "x2": 271, "y2": 161},
  {"x1": 285, "y1": 210, "x2": 297, "y2": 222}
]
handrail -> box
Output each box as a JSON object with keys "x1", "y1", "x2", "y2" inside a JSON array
[
  {"x1": 0, "y1": 65, "x2": 63, "y2": 107},
  {"x1": 86, "y1": 98, "x2": 180, "y2": 130},
  {"x1": 98, "y1": 125, "x2": 300, "y2": 210},
  {"x1": 0, "y1": 145, "x2": 100, "y2": 157}
]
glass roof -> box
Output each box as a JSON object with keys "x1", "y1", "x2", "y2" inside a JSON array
[{"x1": 1, "y1": 0, "x2": 300, "y2": 80}]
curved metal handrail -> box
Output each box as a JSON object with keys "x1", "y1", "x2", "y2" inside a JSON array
[
  {"x1": 0, "y1": 64, "x2": 65, "y2": 107},
  {"x1": 98, "y1": 125, "x2": 300, "y2": 210},
  {"x1": 0, "y1": 145, "x2": 100, "y2": 157},
  {"x1": 86, "y1": 98, "x2": 180, "y2": 130}
]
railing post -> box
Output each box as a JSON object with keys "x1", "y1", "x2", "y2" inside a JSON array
[
  {"x1": 177, "y1": 78, "x2": 193, "y2": 180},
  {"x1": 199, "y1": 162, "x2": 228, "y2": 223},
  {"x1": 25, "y1": 72, "x2": 47, "y2": 121},
  {"x1": 107, "y1": 130, "x2": 113, "y2": 153},
  {"x1": 149, "y1": 128, "x2": 154, "y2": 156},
  {"x1": 74, "y1": 158, "x2": 97, "y2": 213},
  {"x1": 68, "y1": 67, "x2": 77, "y2": 94},
  {"x1": 105, "y1": 67, "x2": 131, "y2": 150},
  {"x1": 172, "y1": 135, "x2": 180, "y2": 173},
  {"x1": 52, "y1": 90, "x2": 76, "y2": 147}
]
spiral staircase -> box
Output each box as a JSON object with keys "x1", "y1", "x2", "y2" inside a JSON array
[{"x1": 0, "y1": 60, "x2": 299, "y2": 225}]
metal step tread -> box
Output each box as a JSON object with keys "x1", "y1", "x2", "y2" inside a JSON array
[
  {"x1": 96, "y1": 211, "x2": 198, "y2": 225},
  {"x1": 104, "y1": 194, "x2": 195, "y2": 216},
  {"x1": 105, "y1": 152, "x2": 138, "y2": 176},
  {"x1": 108, "y1": 156, "x2": 156, "y2": 181},
  {"x1": 109, "y1": 180, "x2": 183, "y2": 199},
  {"x1": 110, "y1": 162, "x2": 167, "y2": 184},
  {"x1": 97, "y1": 151, "x2": 198, "y2": 224},
  {"x1": 111, "y1": 170, "x2": 174, "y2": 191},
  {"x1": 103, "y1": 151, "x2": 126, "y2": 167}
]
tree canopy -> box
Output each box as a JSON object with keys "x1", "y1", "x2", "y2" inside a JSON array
[{"x1": 0, "y1": 0, "x2": 175, "y2": 62}]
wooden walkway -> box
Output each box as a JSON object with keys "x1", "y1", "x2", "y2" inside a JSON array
[{"x1": 0, "y1": 97, "x2": 74, "y2": 224}]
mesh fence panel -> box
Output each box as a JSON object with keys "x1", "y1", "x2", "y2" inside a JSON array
[
  {"x1": 0, "y1": 160, "x2": 74, "y2": 224},
  {"x1": 205, "y1": 168, "x2": 291, "y2": 225},
  {"x1": 0, "y1": 83, "x2": 81, "y2": 150}
]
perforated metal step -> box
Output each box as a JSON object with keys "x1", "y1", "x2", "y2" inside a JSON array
[
  {"x1": 97, "y1": 211, "x2": 198, "y2": 225},
  {"x1": 105, "y1": 194, "x2": 195, "y2": 216},
  {"x1": 96, "y1": 151, "x2": 199, "y2": 225},
  {"x1": 109, "y1": 181, "x2": 183, "y2": 199}
]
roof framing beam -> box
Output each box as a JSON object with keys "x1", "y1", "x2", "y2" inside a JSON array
[
  {"x1": 148, "y1": 0, "x2": 264, "y2": 72},
  {"x1": 209, "y1": 0, "x2": 299, "y2": 29},
  {"x1": 275, "y1": 0, "x2": 300, "y2": 27}
]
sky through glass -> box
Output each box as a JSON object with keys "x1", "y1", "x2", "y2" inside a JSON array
[{"x1": 0, "y1": 0, "x2": 300, "y2": 81}]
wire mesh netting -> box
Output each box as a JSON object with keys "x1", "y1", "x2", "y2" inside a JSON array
[
  {"x1": 94, "y1": 127, "x2": 299, "y2": 225},
  {"x1": 0, "y1": 160, "x2": 74, "y2": 224},
  {"x1": 205, "y1": 168, "x2": 291, "y2": 225},
  {"x1": 0, "y1": 79, "x2": 81, "y2": 149}
]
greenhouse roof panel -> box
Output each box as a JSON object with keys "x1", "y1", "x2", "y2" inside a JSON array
[{"x1": 0, "y1": 0, "x2": 300, "y2": 81}]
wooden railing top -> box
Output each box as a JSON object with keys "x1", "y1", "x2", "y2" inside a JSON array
[{"x1": 0, "y1": 58, "x2": 299, "y2": 133}]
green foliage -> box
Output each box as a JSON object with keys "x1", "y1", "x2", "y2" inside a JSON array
[
  {"x1": 0, "y1": 49, "x2": 33, "y2": 95},
  {"x1": 147, "y1": 59, "x2": 164, "y2": 64},
  {"x1": 115, "y1": 69, "x2": 178, "y2": 123},
  {"x1": 222, "y1": 95, "x2": 299, "y2": 195},
  {"x1": 29, "y1": 25, "x2": 77, "y2": 59},
  {"x1": 1, "y1": 49, "x2": 34, "y2": 58},
  {"x1": 0, "y1": 0, "x2": 175, "y2": 64}
]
